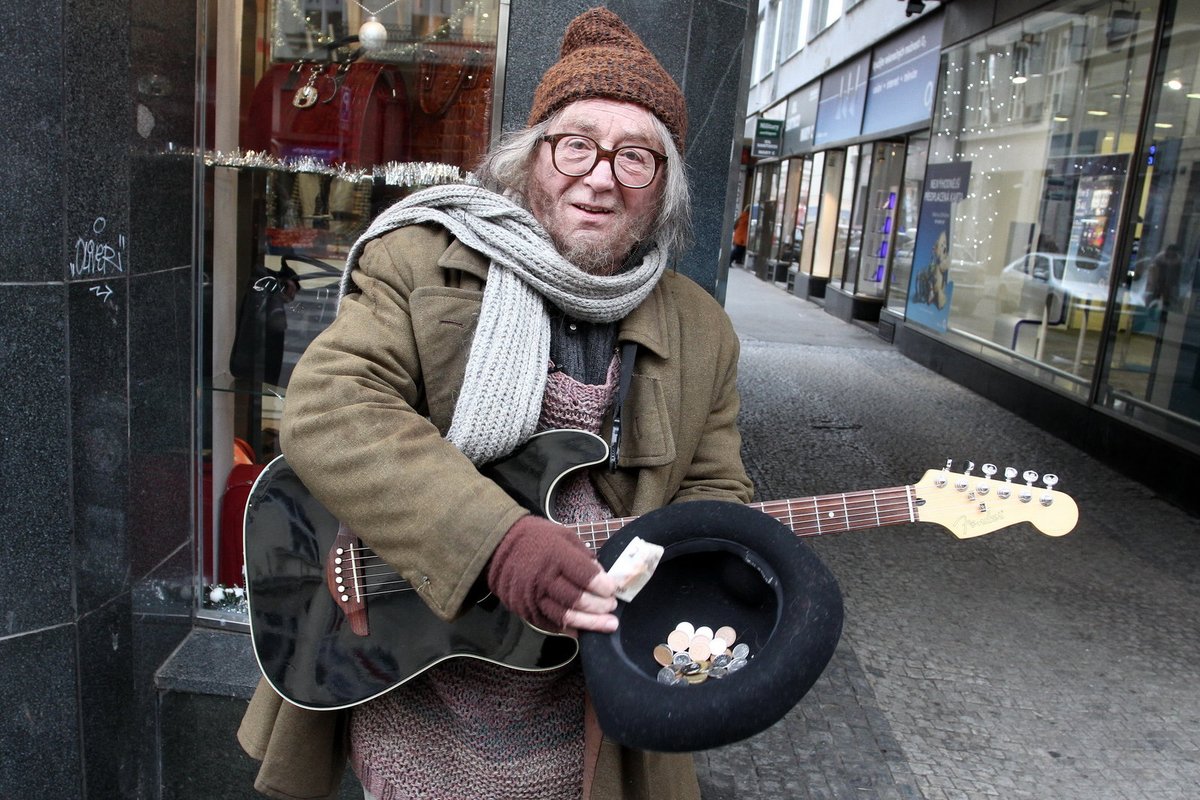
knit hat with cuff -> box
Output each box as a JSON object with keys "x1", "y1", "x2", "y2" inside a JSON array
[{"x1": 528, "y1": 7, "x2": 688, "y2": 152}]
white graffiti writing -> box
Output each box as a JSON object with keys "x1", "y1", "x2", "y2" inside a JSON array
[{"x1": 71, "y1": 217, "x2": 127, "y2": 278}]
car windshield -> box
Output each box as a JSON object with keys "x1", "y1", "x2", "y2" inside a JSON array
[{"x1": 1057, "y1": 257, "x2": 1106, "y2": 284}]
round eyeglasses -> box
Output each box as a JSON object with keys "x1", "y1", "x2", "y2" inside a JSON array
[{"x1": 540, "y1": 133, "x2": 667, "y2": 189}]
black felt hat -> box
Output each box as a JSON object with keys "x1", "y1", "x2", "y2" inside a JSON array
[{"x1": 579, "y1": 500, "x2": 843, "y2": 752}]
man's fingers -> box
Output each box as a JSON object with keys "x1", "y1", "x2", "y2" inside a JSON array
[
  {"x1": 562, "y1": 607, "x2": 618, "y2": 633},
  {"x1": 586, "y1": 568, "x2": 619, "y2": 598},
  {"x1": 573, "y1": 588, "x2": 618, "y2": 615}
]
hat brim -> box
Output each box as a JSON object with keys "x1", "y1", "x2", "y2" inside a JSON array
[{"x1": 580, "y1": 500, "x2": 843, "y2": 752}]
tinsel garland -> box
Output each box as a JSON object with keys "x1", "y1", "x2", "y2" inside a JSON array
[{"x1": 201, "y1": 148, "x2": 473, "y2": 187}]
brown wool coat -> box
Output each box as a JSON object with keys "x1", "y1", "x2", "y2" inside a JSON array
[{"x1": 237, "y1": 224, "x2": 753, "y2": 800}]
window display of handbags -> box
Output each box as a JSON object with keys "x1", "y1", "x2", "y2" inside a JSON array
[
  {"x1": 242, "y1": 57, "x2": 410, "y2": 167},
  {"x1": 408, "y1": 42, "x2": 495, "y2": 170}
]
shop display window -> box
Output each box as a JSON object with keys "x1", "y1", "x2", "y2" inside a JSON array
[
  {"x1": 913, "y1": 0, "x2": 1158, "y2": 401},
  {"x1": 831, "y1": 144, "x2": 861, "y2": 288},
  {"x1": 799, "y1": 152, "x2": 827, "y2": 275},
  {"x1": 1097, "y1": 0, "x2": 1200, "y2": 444},
  {"x1": 194, "y1": 0, "x2": 504, "y2": 619},
  {"x1": 886, "y1": 133, "x2": 929, "y2": 313},
  {"x1": 778, "y1": 157, "x2": 812, "y2": 269},
  {"x1": 854, "y1": 141, "x2": 905, "y2": 299}
]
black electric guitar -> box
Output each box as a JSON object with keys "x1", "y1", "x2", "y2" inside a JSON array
[{"x1": 243, "y1": 429, "x2": 1078, "y2": 711}]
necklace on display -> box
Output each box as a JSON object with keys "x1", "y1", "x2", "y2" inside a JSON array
[{"x1": 354, "y1": 0, "x2": 402, "y2": 50}]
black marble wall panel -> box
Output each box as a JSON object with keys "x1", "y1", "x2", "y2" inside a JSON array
[
  {"x1": 65, "y1": 0, "x2": 131, "y2": 275},
  {"x1": 128, "y1": 266, "x2": 194, "y2": 579},
  {"x1": 128, "y1": 0, "x2": 199, "y2": 796},
  {"x1": 70, "y1": 280, "x2": 131, "y2": 615},
  {"x1": 0, "y1": 2, "x2": 64, "y2": 283},
  {"x1": 0, "y1": 626, "x2": 82, "y2": 798},
  {"x1": 79, "y1": 596, "x2": 139, "y2": 798},
  {"x1": 0, "y1": 286, "x2": 72, "y2": 634},
  {"x1": 504, "y1": 0, "x2": 752, "y2": 296}
]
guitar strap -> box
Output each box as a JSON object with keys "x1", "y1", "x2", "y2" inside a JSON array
[{"x1": 609, "y1": 341, "x2": 638, "y2": 471}]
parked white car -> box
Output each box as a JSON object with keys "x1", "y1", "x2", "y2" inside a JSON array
[{"x1": 995, "y1": 252, "x2": 1114, "y2": 315}]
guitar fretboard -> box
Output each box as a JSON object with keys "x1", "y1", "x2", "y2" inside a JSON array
[{"x1": 569, "y1": 485, "x2": 918, "y2": 551}]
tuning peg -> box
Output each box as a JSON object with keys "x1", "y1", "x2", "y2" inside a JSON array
[
  {"x1": 1019, "y1": 469, "x2": 1038, "y2": 504},
  {"x1": 935, "y1": 459, "x2": 951, "y2": 488},
  {"x1": 996, "y1": 466, "x2": 1016, "y2": 499},
  {"x1": 1040, "y1": 473, "x2": 1059, "y2": 507},
  {"x1": 982, "y1": 464, "x2": 997, "y2": 477}
]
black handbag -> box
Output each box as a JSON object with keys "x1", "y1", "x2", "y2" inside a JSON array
[{"x1": 229, "y1": 254, "x2": 342, "y2": 386}]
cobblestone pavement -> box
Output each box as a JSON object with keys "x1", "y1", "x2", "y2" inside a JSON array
[{"x1": 696, "y1": 268, "x2": 1200, "y2": 799}]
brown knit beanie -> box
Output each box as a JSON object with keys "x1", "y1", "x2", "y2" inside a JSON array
[{"x1": 528, "y1": 7, "x2": 687, "y2": 152}]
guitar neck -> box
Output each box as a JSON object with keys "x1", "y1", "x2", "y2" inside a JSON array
[{"x1": 570, "y1": 485, "x2": 916, "y2": 549}]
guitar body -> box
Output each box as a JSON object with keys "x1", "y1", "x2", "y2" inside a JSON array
[
  {"x1": 245, "y1": 429, "x2": 1080, "y2": 711},
  {"x1": 243, "y1": 429, "x2": 610, "y2": 711}
]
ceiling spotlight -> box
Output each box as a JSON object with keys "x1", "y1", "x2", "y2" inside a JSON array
[{"x1": 905, "y1": 0, "x2": 926, "y2": 17}]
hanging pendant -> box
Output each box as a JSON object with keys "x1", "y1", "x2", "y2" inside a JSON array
[
  {"x1": 293, "y1": 65, "x2": 321, "y2": 108},
  {"x1": 358, "y1": 15, "x2": 388, "y2": 50}
]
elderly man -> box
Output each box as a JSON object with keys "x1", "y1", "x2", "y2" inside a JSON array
[{"x1": 238, "y1": 8, "x2": 752, "y2": 800}]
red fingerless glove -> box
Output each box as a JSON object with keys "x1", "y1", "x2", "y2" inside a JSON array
[{"x1": 486, "y1": 514, "x2": 602, "y2": 632}]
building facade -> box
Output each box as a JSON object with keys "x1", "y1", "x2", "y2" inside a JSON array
[
  {"x1": 735, "y1": 0, "x2": 1200, "y2": 509},
  {"x1": 0, "y1": 1, "x2": 752, "y2": 797}
]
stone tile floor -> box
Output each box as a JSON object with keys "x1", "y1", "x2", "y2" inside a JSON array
[{"x1": 697, "y1": 268, "x2": 1200, "y2": 799}]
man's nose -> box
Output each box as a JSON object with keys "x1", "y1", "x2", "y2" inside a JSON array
[{"x1": 583, "y1": 156, "x2": 618, "y2": 190}]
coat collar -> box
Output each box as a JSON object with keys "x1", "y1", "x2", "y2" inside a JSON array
[{"x1": 440, "y1": 237, "x2": 671, "y2": 360}]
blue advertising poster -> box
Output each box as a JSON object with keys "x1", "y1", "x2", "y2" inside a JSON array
[
  {"x1": 906, "y1": 161, "x2": 973, "y2": 332},
  {"x1": 813, "y1": 54, "x2": 869, "y2": 148},
  {"x1": 861, "y1": 14, "x2": 943, "y2": 137}
]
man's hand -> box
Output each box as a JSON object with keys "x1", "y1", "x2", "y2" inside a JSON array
[{"x1": 486, "y1": 514, "x2": 619, "y2": 634}]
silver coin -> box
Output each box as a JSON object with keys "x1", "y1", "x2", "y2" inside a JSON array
[
  {"x1": 712, "y1": 654, "x2": 731, "y2": 669},
  {"x1": 681, "y1": 661, "x2": 702, "y2": 676},
  {"x1": 732, "y1": 643, "x2": 750, "y2": 660},
  {"x1": 709, "y1": 666, "x2": 729, "y2": 679},
  {"x1": 728, "y1": 657, "x2": 747, "y2": 672},
  {"x1": 672, "y1": 652, "x2": 692, "y2": 666},
  {"x1": 657, "y1": 666, "x2": 678, "y2": 684}
]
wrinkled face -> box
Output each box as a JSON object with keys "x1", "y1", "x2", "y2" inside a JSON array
[{"x1": 528, "y1": 98, "x2": 665, "y2": 275}]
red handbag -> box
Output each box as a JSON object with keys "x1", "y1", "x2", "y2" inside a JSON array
[
  {"x1": 408, "y1": 43, "x2": 495, "y2": 170},
  {"x1": 242, "y1": 59, "x2": 409, "y2": 167}
]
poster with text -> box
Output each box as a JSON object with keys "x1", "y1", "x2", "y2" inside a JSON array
[{"x1": 906, "y1": 161, "x2": 972, "y2": 332}]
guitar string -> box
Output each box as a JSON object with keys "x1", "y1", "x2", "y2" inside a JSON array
[{"x1": 332, "y1": 489, "x2": 1060, "y2": 598}]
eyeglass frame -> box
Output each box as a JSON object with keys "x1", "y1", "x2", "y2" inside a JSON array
[{"x1": 539, "y1": 133, "x2": 668, "y2": 189}]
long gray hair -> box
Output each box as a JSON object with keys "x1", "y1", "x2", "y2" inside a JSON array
[{"x1": 473, "y1": 109, "x2": 692, "y2": 259}]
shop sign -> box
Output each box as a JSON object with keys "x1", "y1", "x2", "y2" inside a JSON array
[
  {"x1": 783, "y1": 82, "x2": 820, "y2": 155},
  {"x1": 862, "y1": 14, "x2": 943, "y2": 137},
  {"x1": 906, "y1": 161, "x2": 972, "y2": 333},
  {"x1": 813, "y1": 53, "x2": 869, "y2": 148},
  {"x1": 752, "y1": 118, "x2": 784, "y2": 158}
]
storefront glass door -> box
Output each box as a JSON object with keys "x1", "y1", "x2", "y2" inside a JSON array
[{"x1": 1098, "y1": 0, "x2": 1200, "y2": 442}]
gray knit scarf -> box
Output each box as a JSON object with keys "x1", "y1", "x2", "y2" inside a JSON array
[{"x1": 339, "y1": 183, "x2": 668, "y2": 465}]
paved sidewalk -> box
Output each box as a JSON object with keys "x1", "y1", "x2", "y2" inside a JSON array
[{"x1": 696, "y1": 267, "x2": 1200, "y2": 799}]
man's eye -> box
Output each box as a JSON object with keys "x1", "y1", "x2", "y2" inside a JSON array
[
  {"x1": 619, "y1": 149, "x2": 650, "y2": 166},
  {"x1": 563, "y1": 137, "x2": 593, "y2": 152}
]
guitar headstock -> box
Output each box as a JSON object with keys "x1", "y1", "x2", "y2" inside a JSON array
[{"x1": 913, "y1": 461, "x2": 1078, "y2": 539}]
